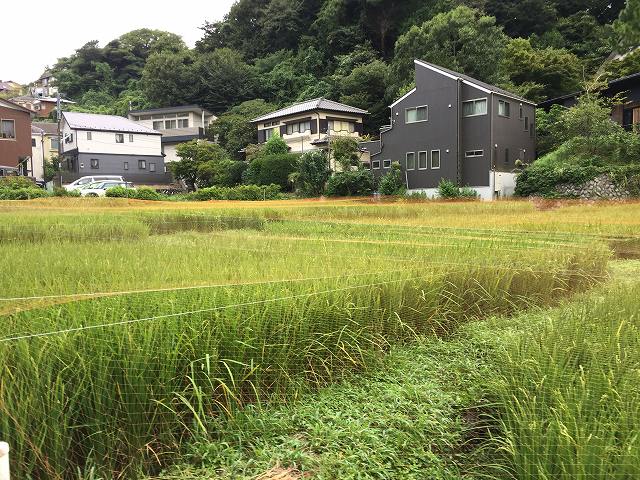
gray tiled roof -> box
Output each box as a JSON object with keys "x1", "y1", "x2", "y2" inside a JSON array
[
  {"x1": 253, "y1": 98, "x2": 369, "y2": 123},
  {"x1": 62, "y1": 112, "x2": 161, "y2": 134},
  {"x1": 32, "y1": 122, "x2": 59, "y2": 135},
  {"x1": 415, "y1": 60, "x2": 535, "y2": 104}
]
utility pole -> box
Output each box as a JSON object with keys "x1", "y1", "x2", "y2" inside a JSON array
[{"x1": 55, "y1": 92, "x2": 62, "y2": 187}]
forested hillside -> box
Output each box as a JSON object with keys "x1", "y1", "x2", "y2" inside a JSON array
[{"x1": 53, "y1": 0, "x2": 639, "y2": 144}]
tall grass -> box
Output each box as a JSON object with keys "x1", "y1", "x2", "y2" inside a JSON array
[
  {"x1": 0, "y1": 200, "x2": 620, "y2": 478},
  {"x1": 476, "y1": 279, "x2": 640, "y2": 479}
]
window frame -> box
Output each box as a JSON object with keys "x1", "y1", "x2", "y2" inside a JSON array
[
  {"x1": 465, "y1": 150, "x2": 484, "y2": 158},
  {"x1": 178, "y1": 118, "x2": 189, "y2": 128},
  {"x1": 152, "y1": 121, "x2": 163, "y2": 130},
  {"x1": 430, "y1": 149, "x2": 441, "y2": 170},
  {"x1": 123, "y1": 161, "x2": 129, "y2": 170},
  {"x1": 86, "y1": 131, "x2": 92, "y2": 140},
  {"x1": 382, "y1": 159, "x2": 392, "y2": 169},
  {"x1": 462, "y1": 98, "x2": 488, "y2": 117},
  {"x1": 149, "y1": 162, "x2": 156, "y2": 172},
  {"x1": 405, "y1": 105, "x2": 428, "y2": 124},
  {"x1": 138, "y1": 159, "x2": 146, "y2": 170},
  {"x1": 405, "y1": 152, "x2": 416, "y2": 170},
  {"x1": 0, "y1": 119, "x2": 16, "y2": 140},
  {"x1": 371, "y1": 159, "x2": 380, "y2": 169},
  {"x1": 524, "y1": 116, "x2": 529, "y2": 131},
  {"x1": 129, "y1": 134, "x2": 134, "y2": 142},
  {"x1": 505, "y1": 148, "x2": 510, "y2": 164},
  {"x1": 31, "y1": 138, "x2": 36, "y2": 147},
  {"x1": 498, "y1": 100, "x2": 510, "y2": 118},
  {"x1": 90, "y1": 158, "x2": 99, "y2": 169},
  {"x1": 418, "y1": 151, "x2": 428, "y2": 170},
  {"x1": 115, "y1": 133, "x2": 124, "y2": 143}
]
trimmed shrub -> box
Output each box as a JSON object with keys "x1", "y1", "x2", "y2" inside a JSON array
[
  {"x1": 53, "y1": 187, "x2": 81, "y2": 197},
  {"x1": 438, "y1": 179, "x2": 478, "y2": 199},
  {"x1": 325, "y1": 170, "x2": 375, "y2": 197},
  {"x1": 244, "y1": 153, "x2": 299, "y2": 191},
  {"x1": 0, "y1": 188, "x2": 49, "y2": 200},
  {"x1": 378, "y1": 162, "x2": 406, "y2": 195},
  {"x1": 188, "y1": 184, "x2": 282, "y2": 201},
  {"x1": 105, "y1": 187, "x2": 163, "y2": 201}
]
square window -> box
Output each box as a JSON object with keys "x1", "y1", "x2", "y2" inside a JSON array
[
  {"x1": 372, "y1": 159, "x2": 380, "y2": 169},
  {"x1": 383, "y1": 159, "x2": 391, "y2": 168},
  {"x1": 498, "y1": 100, "x2": 510, "y2": 117},
  {"x1": 431, "y1": 150, "x2": 441, "y2": 169},
  {"x1": 90, "y1": 158, "x2": 99, "y2": 169},
  {"x1": 178, "y1": 119, "x2": 189, "y2": 128},
  {"x1": 86, "y1": 131, "x2": 92, "y2": 140},
  {"x1": 51, "y1": 138, "x2": 60, "y2": 149},
  {"x1": 115, "y1": 133, "x2": 124, "y2": 143},
  {"x1": 165, "y1": 120, "x2": 176, "y2": 129},
  {"x1": 406, "y1": 152, "x2": 416, "y2": 170},
  {"x1": 149, "y1": 162, "x2": 156, "y2": 172},
  {"x1": 138, "y1": 160, "x2": 146, "y2": 170},
  {"x1": 1, "y1": 119, "x2": 15, "y2": 139},
  {"x1": 462, "y1": 99, "x2": 487, "y2": 117},
  {"x1": 153, "y1": 121, "x2": 163, "y2": 130},
  {"x1": 418, "y1": 151, "x2": 427, "y2": 170}
]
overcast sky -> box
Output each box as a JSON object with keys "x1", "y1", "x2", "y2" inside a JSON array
[{"x1": 2, "y1": 0, "x2": 236, "y2": 84}]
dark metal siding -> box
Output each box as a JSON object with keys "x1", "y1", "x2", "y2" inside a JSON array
[
  {"x1": 374, "y1": 64, "x2": 459, "y2": 189},
  {"x1": 492, "y1": 95, "x2": 536, "y2": 170},
  {"x1": 460, "y1": 84, "x2": 492, "y2": 187}
]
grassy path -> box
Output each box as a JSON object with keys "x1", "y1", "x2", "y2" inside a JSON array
[{"x1": 152, "y1": 260, "x2": 640, "y2": 480}]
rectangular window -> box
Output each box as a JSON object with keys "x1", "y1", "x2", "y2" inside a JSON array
[
  {"x1": 406, "y1": 152, "x2": 416, "y2": 170},
  {"x1": 505, "y1": 148, "x2": 510, "y2": 164},
  {"x1": 65, "y1": 133, "x2": 74, "y2": 144},
  {"x1": 149, "y1": 162, "x2": 156, "y2": 172},
  {"x1": 372, "y1": 159, "x2": 380, "y2": 169},
  {"x1": 115, "y1": 133, "x2": 124, "y2": 143},
  {"x1": 264, "y1": 128, "x2": 277, "y2": 140},
  {"x1": 138, "y1": 160, "x2": 146, "y2": 170},
  {"x1": 86, "y1": 131, "x2": 92, "y2": 140},
  {"x1": 178, "y1": 119, "x2": 189, "y2": 128},
  {"x1": 418, "y1": 151, "x2": 427, "y2": 170},
  {"x1": 462, "y1": 98, "x2": 487, "y2": 117},
  {"x1": 524, "y1": 116, "x2": 529, "y2": 131},
  {"x1": 165, "y1": 120, "x2": 177, "y2": 129},
  {"x1": 129, "y1": 134, "x2": 134, "y2": 142},
  {"x1": 465, "y1": 150, "x2": 484, "y2": 157},
  {"x1": 153, "y1": 121, "x2": 163, "y2": 130},
  {"x1": 329, "y1": 120, "x2": 355, "y2": 133},
  {"x1": 498, "y1": 100, "x2": 510, "y2": 117},
  {"x1": 0, "y1": 119, "x2": 16, "y2": 139},
  {"x1": 405, "y1": 106, "x2": 428, "y2": 123},
  {"x1": 383, "y1": 159, "x2": 391, "y2": 168},
  {"x1": 51, "y1": 138, "x2": 60, "y2": 149},
  {"x1": 530, "y1": 122, "x2": 534, "y2": 138},
  {"x1": 124, "y1": 161, "x2": 129, "y2": 170},
  {"x1": 90, "y1": 158, "x2": 99, "y2": 169},
  {"x1": 32, "y1": 138, "x2": 36, "y2": 147},
  {"x1": 519, "y1": 105, "x2": 523, "y2": 119},
  {"x1": 286, "y1": 121, "x2": 311, "y2": 135},
  {"x1": 431, "y1": 150, "x2": 441, "y2": 169}
]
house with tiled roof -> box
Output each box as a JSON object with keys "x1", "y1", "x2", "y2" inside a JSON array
[
  {"x1": 364, "y1": 59, "x2": 536, "y2": 200},
  {"x1": 60, "y1": 112, "x2": 169, "y2": 185},
  {"x1": 252, "y1": 98, "x2": 368, "y2": 163}
]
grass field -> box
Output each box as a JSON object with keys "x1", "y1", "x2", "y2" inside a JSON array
[{"x1": 0, "y1": 197, "x2": 638, "y2": 479}]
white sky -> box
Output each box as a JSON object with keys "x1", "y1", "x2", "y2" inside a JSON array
[{"x1": 2, "y1": 0, "x2": 236, "y2": 84}]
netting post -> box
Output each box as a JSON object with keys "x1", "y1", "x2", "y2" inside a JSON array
[{"x1": 0, "y1": 442, "x2": 9, "y2": 480}]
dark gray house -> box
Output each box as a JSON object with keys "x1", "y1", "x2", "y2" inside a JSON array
[
  {"x1": 60, "y1": 112, "x2": 170, "y2": 185},
  {"x1": 538, "y1": 72, "x2": 640, "y2": 131},
  {"x1": 366, "y1": 60, "x2": 536, "y2": 199}
]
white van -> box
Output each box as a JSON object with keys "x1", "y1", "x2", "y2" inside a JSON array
[{"x1": 64, "y1": 175, "x2": 125, "y2": 191}]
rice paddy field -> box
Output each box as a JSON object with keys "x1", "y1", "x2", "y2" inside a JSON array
[{"x1": 0, "y1": 197, "x2": 639, "y2": 479}]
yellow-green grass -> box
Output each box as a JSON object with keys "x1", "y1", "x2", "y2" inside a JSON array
[{"x1": 0, "y1": 198, "x2": 627, "y2": 478}]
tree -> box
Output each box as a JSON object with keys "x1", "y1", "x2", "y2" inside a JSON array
[
  {"x1": 614, "y1": 0, "x2": 640, "y2": 49},
  {"x1": 331, "y1": 136, "x2": 361, "y2": 171},
  {"x1": 500, "y1": 38, "x2": 582, "y2": 102},
  {"x1": 209, "y1": 99, "x2": 277, "y2": 160},
  {"x1": 485, "y1": 0, "x2": 557, "y2": 37},
  {"x1": 602, "y1": 49, "x2": 640, "y2": 80},
  {"x1": 294, "y1": 150, "x2": 331, "y2": 196},
  {"x1": 244, "y1": 153, "x2": 299, "y2": 190},
  {"x1": 325, "y1": 170, "x2": 375, "y2": 196},
  {"x1": 171, "y1": 141, "x2": 233, "y2": 191},
  {"x1": 142, "y1": 50, "x2": 197, "y2": 107},
  {"x1": 262, "y1": 134, "x2": 289, "y2": 155},
  {"x1": 393, "y1": 6, "x2": 508, "y2": 86},
  {"x1": 535, "y1": 105, "x2": 566, "y2": 156}
]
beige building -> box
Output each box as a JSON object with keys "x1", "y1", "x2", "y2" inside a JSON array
[
  {"x1": 252, "y1": 98, "x2": 368, "y2": 169},
  {"x1": 30, "y1": 122, "x2": 60, "y2": 181},
  {"x1": 128, "y1": 105, "x2": 216, "y2": 164}
]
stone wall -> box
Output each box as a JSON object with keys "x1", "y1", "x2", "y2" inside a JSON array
[{"x1": 556, "y1": 174, "x2": 630, "y2": 200}]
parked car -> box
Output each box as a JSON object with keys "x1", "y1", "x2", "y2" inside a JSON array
[
  {"x1": 64, "y1": 175, "x2": 125, "y2": 191},
  {"x1": 79, "y1": 181, "x2": 135, "y2": 197}
]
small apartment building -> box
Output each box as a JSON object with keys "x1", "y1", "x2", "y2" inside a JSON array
[
  {"x1": 0, "y1": 98, "x2": 33, "y2": 176},
  {"x1": 30, "y1": 122, "x2": 60, "y2": 181},
  {"x1": 367, "y1": 60, "x2": 536, "y2": 200},
  {"x1": 128, "y1": 106, "x2": 216, "y2": 163},
  {"x1": 252, "y1": 98, "x2": 368, "y2": 169},
  {"x1": 60, "y1": 112, "x2": 169, "y2": 185},
  {"x1": 10, "y1": 95, "x2": 74, "y2": 118}
]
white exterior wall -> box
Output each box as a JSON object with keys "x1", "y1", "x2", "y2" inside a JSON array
[
  {"x1": 31, "y1": 135, "x2": 45, "y2": 180},
  {"x1": 162, "y1": 144, "x2": 180, "y2": 163},
  {"x1": 132, "y1": 111, "x2": 215, "y2": 130},
  {"x1": 73, "y1": 129, "x2": 162, "y2": 156},
  {"x1": 61, "y1": 120, "x2": 77, "y2": 152}
]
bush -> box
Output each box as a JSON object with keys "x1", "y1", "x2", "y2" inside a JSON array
[
  {"x1": 294, "y1": 150, "x2": 331, "y2": 197},
  {"x1": 325, "y1": 170, "x2": 375, "y2": 197},
  {"x1": 438, "y1": 179, "x2": 478, "y2": 199},
  {"x1": 0, "y1": 176, "x2": 37, "y2": 190},
  {"x1": 244, "y1": 153, "x2": 299, "y2": 191},
  {"x1": 53, "y1": 187, "x2": 81, "y2": 197},
  {"x1": 0, "y1": 176, "x2": 48, "y2": 200},
  {"x1": 378, "y1": 162, "x2": 406, "y2": 195},
  {"x1": 188, "y1": 184, "x2": 282, "y2": 201},
  {"x1": 105, "y1": 186, "x2": 163, "y2": 201}
]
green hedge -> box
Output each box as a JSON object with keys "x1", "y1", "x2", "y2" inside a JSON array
[
  {"x1": 187, "y1": 184, "x2": 282, "y2": 201},
  {"x1": 105, "y1": 186, "x2": 163, "y2": 201}
]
